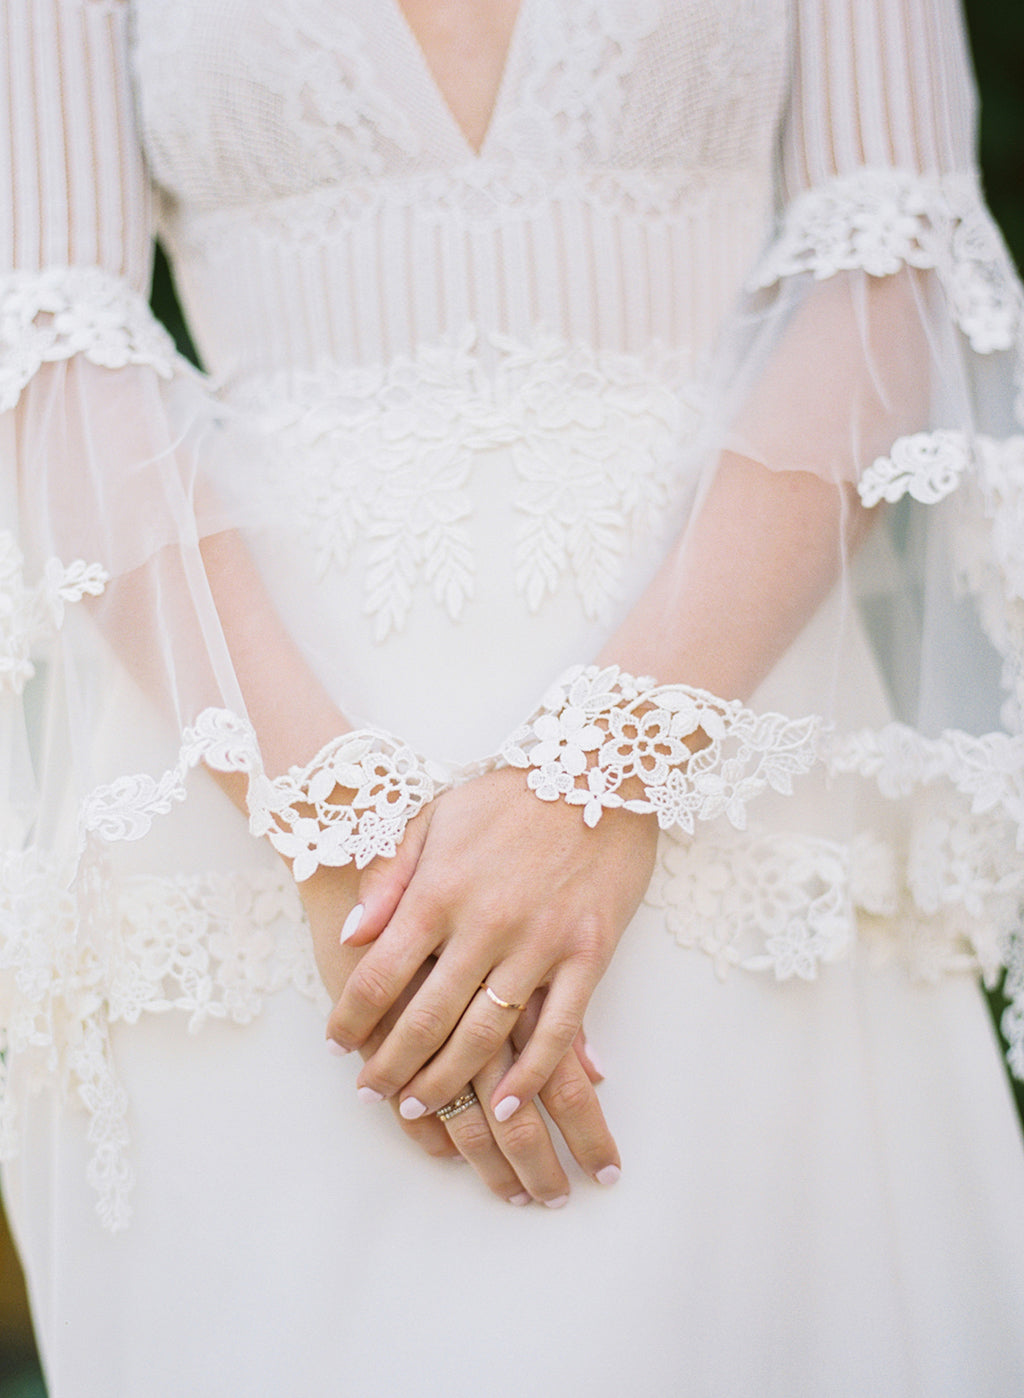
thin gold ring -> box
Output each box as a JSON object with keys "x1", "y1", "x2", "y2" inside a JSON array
[
  {"x1": 480, "y1": 983, "x2": 528, "y2": 1013},
  {"x1": 436, "y1": 1089, "x2": 479, "y2": 1123}
]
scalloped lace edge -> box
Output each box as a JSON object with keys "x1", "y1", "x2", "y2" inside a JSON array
[
  {"x1": 749, "y1": 169, "x2": 1024, "y2": 384},
  {"x1": 0, "y1": 266, "x2": 178, "y2": 414},
  {"x1": 0, "y1": 530, "x2": 109, "y2": 696},
  {"x1": 2, "y1": 698, "x2": 1024, "y2": 1229},
  {"x1": 857, "y1": 429, "x2": 1024, "y2": 728}
]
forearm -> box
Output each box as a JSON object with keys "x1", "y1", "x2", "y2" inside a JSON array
[{"x1": 598, "y1": 451, "x2": 871, "y2": 699}]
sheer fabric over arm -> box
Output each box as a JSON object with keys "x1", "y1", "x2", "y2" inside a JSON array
[
  {"x1": 0, "y1": 0, "x2": 437, "y2": 1226},
  {"x1": 508, "y1": 0, "x2": 1024, "y2": 1035}
]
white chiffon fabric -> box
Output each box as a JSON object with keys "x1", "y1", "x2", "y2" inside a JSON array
[{"x1": 3, "y1": 1, "x2": 1024, "y2": 1393}]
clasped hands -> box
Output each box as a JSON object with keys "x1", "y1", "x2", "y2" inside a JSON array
[{"x1": 303, "y1": 764, "x2": 659, "y2": 1207}]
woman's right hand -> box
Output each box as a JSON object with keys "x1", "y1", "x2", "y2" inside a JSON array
[{"x1": 301, "y1": 846, "x2": 620, "y2": 1205}]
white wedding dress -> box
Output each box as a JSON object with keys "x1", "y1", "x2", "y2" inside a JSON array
[{"x1": 3, "y1": 1, "x2": 1024, "y2": 1394}]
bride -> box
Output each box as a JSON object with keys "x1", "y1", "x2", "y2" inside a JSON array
[{"x1": 3, "y1": 0, "x2": 1024, "y2": 1393}]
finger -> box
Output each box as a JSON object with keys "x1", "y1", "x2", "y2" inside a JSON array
[
  {"x1": 572, "y1": 1029, "x2": 604, "y2": 1084},
  {"x1": 489, "y1": 970, "x2": 593, "y2": 1118},
  {"x1": 327, "y1": 901, "x2": 446, "y2": 1053},
  {"x1": 535, "y1": 1051, "x2": 620, "y2": 1187},
  {"x1": 388, "y1": 1101, "x2": 461, "y2": 1161},
  {"x1": 436, "y1": 1085, "x2": 533, "y2": 1206},
  {"x1": 380, "y1": 966, "x2": 538, "y2": 1115},
  {"x1": 356, "y1": 949, "x2": 507, "y2": 1103},
  {"x1": 340, "y1": 810, "x2": 432, "y2": 948},
  {"x1": 472, "y1": 1053, "x2": 571, "y2": 1208}
]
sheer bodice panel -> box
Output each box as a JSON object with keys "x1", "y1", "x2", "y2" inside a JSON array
[{"x1": 131, "y1": 0, "x2": 789, "y2": 379}]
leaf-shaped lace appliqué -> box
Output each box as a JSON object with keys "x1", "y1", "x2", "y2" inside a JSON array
[
  {"x1": 0, "y1": 267, "x2": 177, "y2": 413},
  {"x1": 240, "y1": 329, "x2": 698, "y2": 639},
  {"x1": 0, "y1": 531, "x2": 108, "y2": 695}
]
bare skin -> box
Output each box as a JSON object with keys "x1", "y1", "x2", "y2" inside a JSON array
[{"x1": 396, "y1": 0, "x2": 521, "y2": 152}]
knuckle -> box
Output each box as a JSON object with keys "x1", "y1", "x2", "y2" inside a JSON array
[
  {"x1": 543, "y1": 1012, "x2": 582, "y2": 1051},
  {"x1": 348, "y1": 962, "x2": 396, "y2": 1016},
  {"x1": 544, "y1": 1073, "x2": 592, "y2": 1121},
  {"x1": 461, "y1": 1016, "x2": 505, "y2": 1058},
  {"x1": 568, "y1": 917, "x2": 610, "y2": 971},
  {"x1": 402, "y1": 1002, "x2": 448, "y2": 1047},
  {"x1": 448, "y1": 1117, "x2": 494, "y2": 1160},
  {"x1": 499, "y1": 1116, "x2": 545, "y2": 1158}
]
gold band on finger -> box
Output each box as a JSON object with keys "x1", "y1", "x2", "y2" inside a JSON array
[
  {"x1": 480, "y1": 983, "x2": 528, "y2": 1013},
  {"x1": 436, "y1": 1089, "x2": 479, "y2": 1123}
]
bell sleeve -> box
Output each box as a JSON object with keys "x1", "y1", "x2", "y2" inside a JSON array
[
  {"x1": 573, "y1": 0, "x2": 1024, "y2": 1035},
  {"x1": 0, "y1": 0, "x2": 362, "y2": 1228}
]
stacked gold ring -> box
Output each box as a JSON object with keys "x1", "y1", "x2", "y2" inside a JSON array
[{"x1": 436, "y1": 1089, "x2": 479, "y2": 1123}]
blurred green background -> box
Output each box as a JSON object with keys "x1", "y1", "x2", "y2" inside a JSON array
[{"x1": 2, "y1": 5, "x2": 1023, "y2": 1393}]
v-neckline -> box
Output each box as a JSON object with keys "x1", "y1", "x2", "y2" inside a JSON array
[{"x1": 387, "y1": 0, "x2": 530, "y2": 160}]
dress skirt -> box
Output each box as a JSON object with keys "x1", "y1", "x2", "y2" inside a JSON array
[
  {"x1": 6, "y1": 392, "x2": 1024, "y2": 1398},
  {"x1": 5, "y1": 910, "x2": 1024, "y2": 1398}
]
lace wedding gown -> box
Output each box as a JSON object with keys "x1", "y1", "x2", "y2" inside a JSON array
[{"x1": 3, "y1": 1, "x2": 1024, "y2": 1394}]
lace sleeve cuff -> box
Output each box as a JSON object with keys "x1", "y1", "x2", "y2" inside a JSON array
[
  {"x1": 248, "y1": 729, "x2": 450, "y2": 882},
  {"x1": 0, "y1": 265, "x2": 179, "y2": 413},
  {"x1": 499, "y1": 664, "x2": 822, "y2": 833}
]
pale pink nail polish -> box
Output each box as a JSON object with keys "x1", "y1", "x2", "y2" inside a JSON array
[
  {"x1": 326, "y1": 1039, "x2": 349, "y2": 1057},
  {"x1": 357, "y1": 1085, "x2": 384, "y2": 1105},
  {"x1": 340, "y1": 903, "x2": 365, "y2": 944},
  {"x1": 494, "y1": 1095, "x2": 521, "y2": 1123},
  {"x1": 544, "y1": 1194, "x2": 569, "y2": 1210},
  {"x1": 508, "y1": 1191, "x2": 531, "y2": 1207},
  {"x1": 596, "y1": 1164, "x2": 621, "y2": 1186},
  {"x1": 399, "y1": 1097, "x2": 427, "y2": 1120}
]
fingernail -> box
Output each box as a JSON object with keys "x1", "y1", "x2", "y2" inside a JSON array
[
  {"x1": 399, "y1": 1097, "x2": 427, "y2": 1120},
  {"x1": 326, "y1": 1039, "x2": 349, "y2": 1057},
  {"x1": 494, "y1": 1095, "x2": 521, "y2": 1123},
  {"x1": 544, "y1": 1194, "x2": 569, "y2": 1210},
  {"x1": 596, "y1": 1164, "x2": 621, "y2": 1186},
  {"x1": 357, "y1": 1085, "x2": 384, "y2": 1105},
  {"x1": 508, "y1": 1191, "x2": 531, "y2": 1207},
  {"x1": 340, "y1": 903, "x2": 365, "y2": 944},
  {"x1": 584, "y1": 1040, "x2": 606, "y2": 1078}
]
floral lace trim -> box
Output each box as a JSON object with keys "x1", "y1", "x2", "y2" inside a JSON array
[
  {"x1": 749, "y1": 169, "x2": 1023, "y2": 361},
  {"x1": 259, "y1": 0, "x2": 423, "y2": 181},
  {"x1": 237, "y1": 328, "x2": 699, "y2": 638},
  {"x1": 5, "y1": 702, "x2": 1024, "y2": 1228},
  {"x1": 5, "y1": 797, "x2": 1020, "y2": 1231},
  {"x1": 0, "y1": 531, "x2": 108, "y2": 696},
  {"x1": 0, "y1": 851, "x2": 321, "y2": 1231},
  {"x1": 647, "y1": 807, "x2": 1020, "y2": 987},
  {"x1": 251, "y1": 730, "x2": 449, "y2": 881},
  {"x1": 501, "y1": 664, "x2": 822, "y2": 831},
  {"x1": 500, "y1": 0, "x2": 660, "y2": 165},
  {"x1": 825, "y1": 723, "x2": 1024, "y2": 841},
  {"x1": 0, "y1": 267, "x2": 178, "y2": 413},
  {"x1": 858, "y1": 429, "x2": 1024, "y2": 727}
]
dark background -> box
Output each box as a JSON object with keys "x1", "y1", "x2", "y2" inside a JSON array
[{"x1": 2, "y1": 5, "x2": 1023, "y2": 1393}]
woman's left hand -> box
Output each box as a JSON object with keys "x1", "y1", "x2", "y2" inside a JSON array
[{"x1": 327, "y1": 765, "x2": 658, "y2": 1122}]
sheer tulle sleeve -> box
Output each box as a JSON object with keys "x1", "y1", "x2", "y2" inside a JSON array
[
  {"x1": 570, "y1": 0, "x2": 1024, "y2": 1048},
  {"x1": 0, "y1": 0, "x2": 364, "y2": 1225}
]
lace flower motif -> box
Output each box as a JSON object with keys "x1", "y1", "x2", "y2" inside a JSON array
[
  {"x1": 749, "y1": 169, "x2": 1022, "y2": 359},
  {"x1": 501, "y1": 664, "x2": 822, "y2": 832},
  {"x1": 0, "y1": 530, "x2": 108, "y2": 695},
  {"x1": 249, "y1": 730, "x2": 450, "y2": 882},
  {"x1": 0, "y1": 267, "x2": 177, "y2": 412}
]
